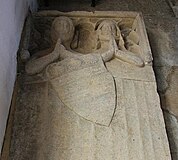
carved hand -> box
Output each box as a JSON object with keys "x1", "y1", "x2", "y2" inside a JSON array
[
  {"x1": 113, "y1": 36, "x2": 144, "y2": 67},
  {"x1": 100, "y1": 36, "x2": 116, "y2": 62},
  {"x1": 115, "y1": 50, "x2": 144, "y2": 67},
  {"x1": 25, "y1": 39, "x2": 63, "y2": 75}
]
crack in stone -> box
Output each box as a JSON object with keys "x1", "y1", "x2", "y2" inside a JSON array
[
  {"x1": 109, "y1": 77, "x2": 117, "y2": 126},
  {"x1": 103, "y1": 59, "x2": 117, "y2": 127}
]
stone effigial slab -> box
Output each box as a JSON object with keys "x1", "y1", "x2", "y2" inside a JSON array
[{"x1": 10, "y1": 11, "x2": 172, "y2": 160}]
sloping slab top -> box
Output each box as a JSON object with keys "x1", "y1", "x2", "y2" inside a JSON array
[{"x1": 10, "y1": 11, "x2": 172, "y2": 160}]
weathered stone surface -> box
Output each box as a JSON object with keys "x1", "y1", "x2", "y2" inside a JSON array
[
  {"x1": 20, "y1": 49, "x2": 30, "y2": 62},
  {"x1": 10, "y1": 11, "x2": 171, "y2": 160},
  {"x1": 164, "y1": 67, "x2": 178, "y2": 117},
  {"x1": 106, "y1": 59, "x2": 155, "y2": 81},
  {"x1": 9, "y1": 82, "x2": 48, "y2": 160},
  {"x1": 38, "y1": 78, "x2": 170, "y2": 160},
  {"x1": 154, "y1": 66, "x2": 172, "y2": 93},
  {"x1": 164, "y1": 111, "x2": 178, "y2": 160},
  {"x1": 25, "y1": 12, "x2": 155, "y2": 75},
  {"x1": 146, "y1": 17, "x2": 178, "y2": 159},
  {"x1": 147, "y1": 18, "x2": 178, "y2": 67},
  {"x1": 49, "y1": 55, "x2": 116, "y2": 126},
  {"x1": 167, "y1": 0, "x2": 178, "y2": 18}
]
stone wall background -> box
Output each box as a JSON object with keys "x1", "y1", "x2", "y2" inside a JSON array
[
  {"x1": 0, "y1": 0, "x2": 37, "y2": 152},
  {"x1": 146, "y1": 17, "x2": 178, "y2": 159}
]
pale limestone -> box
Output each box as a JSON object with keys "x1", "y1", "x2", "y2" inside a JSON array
[
  {"x1": 18, "y1": 11, "x2": 172, "y2": 160},
  {"x1": 48, "y1": 54, "x2": 116, "y2": 126}
]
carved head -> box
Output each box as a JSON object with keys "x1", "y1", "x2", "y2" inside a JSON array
[
  {"x1": 51, "y1": 16, "x2": 75, "y2": 44},
  {"x1": 95, "y1": 19, "x2": 121, "y2": 41}
]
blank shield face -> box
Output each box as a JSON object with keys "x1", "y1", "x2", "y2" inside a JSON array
[{"x1": 49, "y1": 54, "x2": 116, "y2": 126}]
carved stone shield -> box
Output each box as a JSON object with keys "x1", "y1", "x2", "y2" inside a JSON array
[{"x1": 48, "y1": 54, "x2": 116, "y2": 126}]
